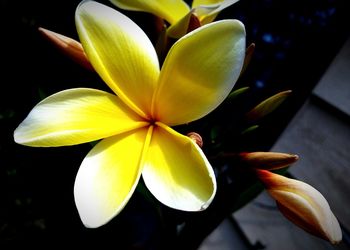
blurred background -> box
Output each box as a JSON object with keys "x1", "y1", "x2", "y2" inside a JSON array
[{"x1": 1, "y1": 0, "x2": 349, "y2": 249}]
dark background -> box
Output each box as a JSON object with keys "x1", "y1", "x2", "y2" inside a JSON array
[{"x1": 1, "y1": 0, "x2": 349, "y2": 248}]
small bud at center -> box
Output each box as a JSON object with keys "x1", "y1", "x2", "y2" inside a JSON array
[{"x1": 187, "y1": 132, "x2": 203, "y2": 148}]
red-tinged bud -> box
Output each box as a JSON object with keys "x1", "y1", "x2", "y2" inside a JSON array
[
  {"x1": 187, "y1": 132, "x2": 203, "y2": 148},
  {"x1": 256, "y1": 170, "x2": 342, "y2": 244},
  {"x1": 239, "y1": 151, "x2": 299, "y2": 170},
  {"x1": 38, "y1": 27, "x2": 94, "y2": 71},
  {"x1": 240, "y1": 43, "x2": 255, "y2": 76},
  {"x1": 187, "y1": 14, "x2": 201, "y2": 33}
]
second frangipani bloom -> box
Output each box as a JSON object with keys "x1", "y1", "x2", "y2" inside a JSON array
[
  {"x1": 110, "y1": 0, "x2": 239, "y2": 37},
  {"x1": 14, "y1": 1, "x2": 246, "y2": 228},
  {"x1": 110, "y1": 0, "x2": 239, "y2": 25}
]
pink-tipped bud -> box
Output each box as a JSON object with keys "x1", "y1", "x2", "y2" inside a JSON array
[
  {"x1": 187, "y1": 132, "x2": 203, "y2": 148},
  {"x1": 256, "y1": 170, "x2": 342, "y2": 244},
  {"x1": 240, "y1": 151, "x2": 299, "y2": 170},
  {"x1": 38, "y1": 27, "x2": 94, "y2": 71}
]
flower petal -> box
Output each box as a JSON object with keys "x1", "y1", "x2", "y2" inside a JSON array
[
  {"x1": 142, "y1": 123, "x2": 216, "y2": 211},
  {"x1": 109, "y1": 0, "x2": 190, "y2": 25},
  {"x1": 192, "y1": 0, "x2": 240, "y2": 24},
  {"x1": 152, "y1": 20, "x2": 246, "y2": 125},
  {"x1": 192, "y1": 0, "x2": 224, "y2": 6},
  {"x1": 14, "y1": 88, "x2": 147, "y2": 147},
  {"x1": 167, "y1": 11, "x2": 194, "y2": 39},
  {"x1": 257, "y1": 170, "x2": 342, "y2": 244},
  {"x1": 167, "y1": 11, "x2": 201, "y2": 39},
  {"x1": 74, "y1": 127, "x2": 152, "y2": 228},
  {"x1": 76, "y1": 1, "x2": 160, "y2": 118}
]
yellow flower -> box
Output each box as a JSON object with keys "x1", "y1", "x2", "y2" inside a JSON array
[
  {"x1": 256, "y1": 170, "x2": 342, "y2": 244},
  {"x1": 109, "y1": 0, "x2": 240, "y2": 37},
  {"x1": 14, "y1": 1, "x2": 246, "y2": 228}
]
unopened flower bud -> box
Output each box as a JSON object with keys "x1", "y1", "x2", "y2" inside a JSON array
[
  {"x1": 256, "y1": 169, "x2": 342, "y2": 244},
  {"x1": 240, "y1": 151, "x2": 299, "y2": 170},
  {"x1": 187, "y1": 132, "x2": 203, "y2": 148},
  {"x1": 38, "y1": 27, "x2": 94, "y2": 71}
]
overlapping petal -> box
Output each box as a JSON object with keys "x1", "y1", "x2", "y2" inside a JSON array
[
  {"x1": 109, "y1": 0, "x2": 190, "y2": 25},
  {"x1": 74, "y1": 127, "x2": 151, "y2": 228},
  {"x1": 142, "y1": 123, "x2": 216, "y2": 211},
  {"x1": 192, "y1": 0, "x2": 224, "y2": 5},
  {"x1": 167, "y1": 11, "x2": 196, "y2": 39},
  {"x1": 14, "y1": 88, "x2": 147, "y2": 147},
  {"x1": 76, "y1": 1, "x2": 160, "y2": 118},
  {"x1": 193, "y1": 0, "x2": 240, "y2": 25},
  {"x1": 152, "y1": 20, "x2": 246, "y2": 125}
]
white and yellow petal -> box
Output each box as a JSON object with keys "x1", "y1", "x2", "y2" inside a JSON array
[
  {"x1": 152, "y1": 20, "x2": 246, "y2": 125},
  {"x1": 142, "y1": 123, "x2": 216, "y2": 211},
  {"x1": 192, "y1": 0, "x2": 225, "y2": 6},
  {"x1": 74, "y1": 127, "x2": 151, "y2": 228},
  {"x1": 76, "y1": 1, "x2": 160, "y2": 118},
  {"x1": 193, "y1": 0, "x2": 240, "y2": 25},
  {"x1": 167, "y1": 11, "x2": 195, "y2": 39},
  {"x1": 14, "y1": 88, "x2": 147, "y2": 147},
  {"x1": 109, "y1": 0, "x2": 190, "y2": 25}
]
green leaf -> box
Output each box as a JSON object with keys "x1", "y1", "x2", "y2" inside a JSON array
[
  {"x1": 210, "y1": 125, "x2": 221, "y2": 143},
  {"x1": 38, "y1": 88, "x2": 47, "y2": 100},
  {"x1": 241, "y1": 125, "x2": 259, "y2": 135},
  {"x1": 226, "y1": 86, "x2": 249, "y2": 102},
  {"x1": 246, "y1": 90, "x2": 292, "y2": 122}
]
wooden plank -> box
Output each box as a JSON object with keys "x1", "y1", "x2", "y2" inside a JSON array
[
  {"x1": 198, "y1": 219, "x2": 249, "y2": 250},
  {"x1": 313, "y1": 36, "x2": 350, "y2": 116},
  {"x1": 233, "y1": 192, "x2": 350, "y2": 250}
]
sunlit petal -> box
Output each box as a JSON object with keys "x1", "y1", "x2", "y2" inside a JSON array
[
  {"x1": 167, "y1": 11, "x2": 194, "y2": 39},
  {"x1": 192, "y1": 0, "x2": 224, "y2": 6},
  {"x1": 192, "y1": 0, "x2": 240, "y2": 24},
  {"x1": 152, "y1": 20, "x2": 246, "y2": 125},
  {"x1": 76, "y1": 1, "x2": 160, "y2": 118},
  {"x1": 14, "y1": 88, "x2": 147, "y2": 147},
  {"x1": 167, "y1": 11, "x2": 201, "y2": 39},
  {"x1": 109, "y1": 0, "x2": 190, "y2": 25},
  {"x1": 192, "y1": 4, "x2": 218, "y2": 22},
  {"x1": 74, "y1": 127, "x2": 152, "y2": 228},
  {"x1": 142, "y1": 123, "x2": 216, "y2": 211}
]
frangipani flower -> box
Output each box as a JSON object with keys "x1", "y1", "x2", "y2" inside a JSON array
[
  {"x1": 110, "y1": 0, "x2": 240, "y2": 38},
  {"x1": 256, "y1": 170, "x2": 342, "y2": 244},
  {"x1": 14, "y1": 1, "x2": 246, "y2": 228}
]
